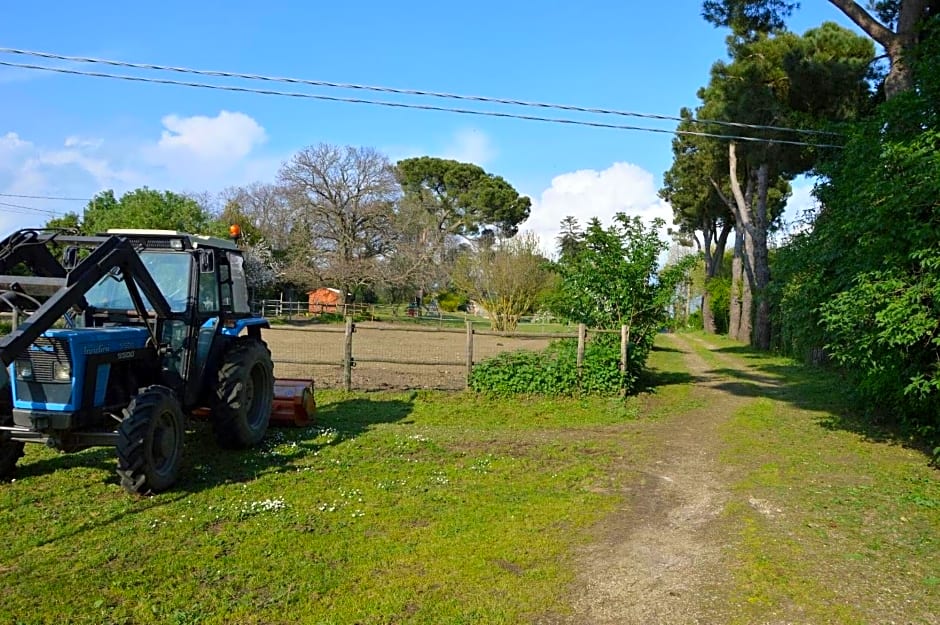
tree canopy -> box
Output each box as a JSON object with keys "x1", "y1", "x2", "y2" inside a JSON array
[
  {"x1": 453, "y1": 232, "x2": 552, "y2": 332},
  {"x1": 549, "y1": 214, "x2": 695, "y2": 386},
  {"x1": 770, "y1": 28, "x2": 940, "y2": 441},
  {"x1": 702, "y1": 0, "x2": 940, "y2": 97},
  {"x1": 278, "y1": 144, "x2": 400, "y2": 299},
  {"x1": 396, "y1": 157, "x2": 531, "y2": 238},
  {"x1": 81, "y1": 188, "x2": 211, "y2": 235}
]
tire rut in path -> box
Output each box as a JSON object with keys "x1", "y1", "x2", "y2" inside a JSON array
[{"x1": 549, "y1": 333, "x2": 756, "y2": 625}]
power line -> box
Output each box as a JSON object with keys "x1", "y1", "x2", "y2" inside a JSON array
[
  {"x1": 0, "y1": 59, "x2": 845, "y2": 149},
  {"x1": 0, "y1": 192, "x2": 89, "y2": 201},
  {"x1": 0, "y1": 200, "x2": 57, "y2": 215},
  {"x1": 0, "y1": 46, "x2": 843, "y2": 139}
]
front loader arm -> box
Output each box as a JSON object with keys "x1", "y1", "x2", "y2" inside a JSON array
[
  {"x1": 0, "y1": 236, "x2": 172, "y2": 367},
  {"x1": 0, "y1": 229, "x2": 69, "y2": 279}
]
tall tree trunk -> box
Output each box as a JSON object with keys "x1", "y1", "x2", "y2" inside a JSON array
[
  {"x1": 751, "y1": 164, "x2": 772, "y2": 350},
  {"x1": 828, "y1": 0, "x2": 926, "y2": 99},
  {"x1": 703, "y1": 220, "x2": 732, "y2": 335},
  {"x1": 737, "y1": 234, "x2": 754, "y2": 344},
  {"x1": 729, "y1": 228, "x2": 744, "y2": 341},
  {"x1": 727, "y1": 142, "x2": 757, "y2": 345},
  {"x1": 703, "y1": 289, "x2": 716, "y2": 334}
]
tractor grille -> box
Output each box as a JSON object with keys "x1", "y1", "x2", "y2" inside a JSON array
[
  {"x1": 140, "y1": 238, "x2": 177, "y2": 249},
  {"x1": 19, "y1": 337, "x2": 72, "y2": 383}
]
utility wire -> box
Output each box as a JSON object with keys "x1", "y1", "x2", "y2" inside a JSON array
[
  {"x1": 0, "y1": 200, "x2": 57, "y2": 215},
  {"x1": 0, "y1": 47, "x2": 843, "y2": 139},
  {"x1": 0, "y1": 192, "x2": 89, "y2": 201},
  {"x1": 0, "y1": 60, "x2": 845, "y2": 149}
]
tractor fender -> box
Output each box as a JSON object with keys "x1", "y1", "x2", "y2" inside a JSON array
[{"x1": 219, "y1": 317, "x2": 270, "y2": 338}]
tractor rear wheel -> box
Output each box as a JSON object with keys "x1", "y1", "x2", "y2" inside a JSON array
[
  {"x1": 212, "y1": 338, "x2": 273, "y2": 449},
  {"x1": 116, "y1": 386, "x2": 185, "y2": 495}
]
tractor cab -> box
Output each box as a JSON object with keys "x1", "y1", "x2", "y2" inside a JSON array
[{"x1": 79, "y1": 230, "x2": 259, "y2": 407}]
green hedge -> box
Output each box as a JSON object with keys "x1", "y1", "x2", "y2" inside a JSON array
[{"x1": 469, "y1": 335, "x2": 642, "y2": 397}]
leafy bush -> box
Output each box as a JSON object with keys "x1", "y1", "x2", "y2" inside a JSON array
[
  {"x1": 436, "y1": 290, "x2": 467, "y2": 313},
  {"x1": 543, "y1": 214, "x2": 693, "y2": 392},
  {"x1": 0, "y1": 321, "x2": 10, "y2": 335},
  {"x1": 706, "y1": 276, "x2": 731, "y2": 334},
  {"x1": 469, "y1": 336, "x2": 640, "y2": 397},
  {"x1": 317, "y1": 312, "x2": 346, "y2": 324},
  {"x1": 769, "y1": 25, "x2": 940, "y2": 449}
]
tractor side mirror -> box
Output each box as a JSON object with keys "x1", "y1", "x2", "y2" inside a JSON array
[
  {"x1": 62, "y1": 246, "x2": 79, "y2": 271},
  {"x1": 200, "y1": 249, "x2": 215, "y2": 274}
]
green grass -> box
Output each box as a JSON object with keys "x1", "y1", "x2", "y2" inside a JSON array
[
  {"x1": 0, "y1": 390, "x2": 651, "y2": 625},
  {"x1": 705, "y1": 342, "x2": 940, "y2": 625},
  {"x1": 1, "y1": 334, "x2": 938, "y2": 624},
  {"x1": 636, "y1": 340, "x2": 706, "y2": 417}
]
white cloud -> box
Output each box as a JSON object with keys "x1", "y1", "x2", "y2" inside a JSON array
[
  {"x1": 441, "y1": 129, "x2": 496, "y2": 166},
  {"x1": 64, "y1": 136, "x2": 103, "y2": 150},
  {"x1": 154, "y1": 110, "x2": 267, "y2": 163},
  {"x1": 0, "y1": 132, "x2": 31, "y2": 152},
  {"x1": 382, "y1": 128, "x2": 497, "y2": 168},
  {"x1": 522, "y1": 162, "x2": 672, "y2": 256},
  {"x1": 0, "y1": 133, "x2": 34, "y2": 177},
  {"x1": 142, "y1": 110, "x2": 272, "y2": 189},
  {"x1": 36, "y1": 149, "x2": 139, "y2": 188},
  {"x1": 0, "y1": 111, "x2": 273, "y2": 233}
]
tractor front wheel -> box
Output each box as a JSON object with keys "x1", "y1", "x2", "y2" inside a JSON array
[
  {"x1": 0, "y1": 390, "x2": 23, "y2": 480},
  {"x1": 212, "y1": 338, "x2": 274, "y2": 449},
  {"x1": 116, "y1": 386, "x2": 185, "y2": 495},
  {"x1": 0, "y1": 437, "x2": 24, "y2": 480}
]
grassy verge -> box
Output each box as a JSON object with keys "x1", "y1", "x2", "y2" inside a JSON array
[
  {"x1": 0, "y1": 390, "x2": 650, "y2": 625},
  {"x1": 636, "y1": 339, "x2": 707, "y2": 417},
  {"x1": 706, "y1": 341, "x2": 940, "y2": 624}
]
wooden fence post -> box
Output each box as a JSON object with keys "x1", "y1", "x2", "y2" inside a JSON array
[
  {"x1": 465, "y1": 319, "x2": 474, "y2": 387},
  {"x1": 343, "y1": 317, "x2": 355, "y2": 392},
  {"x1": 577, "y1": 323, "x2": 586, "y2": 380},
  {"x1": 620, "y1": 324, "x2": 629, "y2": 372}
]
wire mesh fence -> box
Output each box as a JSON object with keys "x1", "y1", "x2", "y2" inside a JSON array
[
  {"x1": 263, "y1": 321, "x2": 578, "y2": 391},
  {"x1": 254, "y1": 300, "x2": 572, "y2": 334}
]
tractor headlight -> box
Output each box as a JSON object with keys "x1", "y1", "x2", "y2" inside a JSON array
[
  {"x1": 53, "y1": 361, "x2": 72, "y2": 381},
  {"x1": 15, "y1": 361, "x2": 33, "y2": 380}
]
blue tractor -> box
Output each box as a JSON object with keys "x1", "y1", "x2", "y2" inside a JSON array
[{"x1": 0, "y1": 228, "x2": 289, "y2": 494}]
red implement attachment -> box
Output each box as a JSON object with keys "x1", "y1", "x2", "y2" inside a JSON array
[
  {"x1": 190, "y1": 378, "x2": 315, "y2": 427},
  {"x1": 271, "y1": 378, "x2": 317, "y2": 427}
]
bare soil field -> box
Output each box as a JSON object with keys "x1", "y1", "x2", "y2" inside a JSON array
[{"x1": 264, "y1": 322, "x2": 561, "y2": 390}]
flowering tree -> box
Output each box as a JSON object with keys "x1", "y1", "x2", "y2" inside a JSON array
[{"x1": 240, "y1": 235, "x2": 282, "y2": 295}]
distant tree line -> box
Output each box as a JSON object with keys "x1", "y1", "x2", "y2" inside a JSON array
[{"x1": 45, "y1": 150, "x2": 534, "y2": 311}]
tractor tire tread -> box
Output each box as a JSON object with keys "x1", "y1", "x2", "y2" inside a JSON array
[
  {"x1": 212, "y1": 338, "x2": 273, "y2": 450},
  {"x1": 0, "y1": 440, "x2": 24, "y2": 480},
  {"x1": 116, "y1": 385, "x2": 184, "y2": 495}
]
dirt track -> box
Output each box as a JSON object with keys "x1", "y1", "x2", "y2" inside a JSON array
[{"x1": 546, "y1": 332, "x2": 755, "y2": 624}]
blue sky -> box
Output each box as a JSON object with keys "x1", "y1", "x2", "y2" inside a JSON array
[{"x1": 0, "y1": 1, "x2": 860, "y2": 246}]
